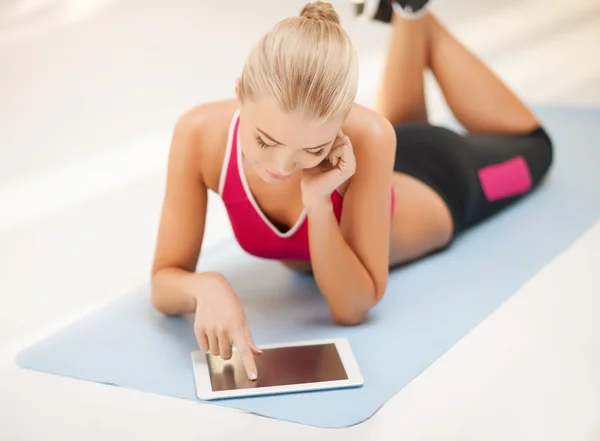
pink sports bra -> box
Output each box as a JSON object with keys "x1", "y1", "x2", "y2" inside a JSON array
[
  {"x1": 218, "y1": 111, "x2": 343, "y2": 261},
  {"x1": 218, "y1": 110, "x2": 393, "y2": 261}
]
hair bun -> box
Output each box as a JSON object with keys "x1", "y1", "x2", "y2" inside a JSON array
[{"x1": 300, "y1": 1, "x2": 341, "y2": 25}]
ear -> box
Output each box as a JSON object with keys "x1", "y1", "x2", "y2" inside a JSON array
[
  {"x1": 235, "y1": 77, "x2": 241, "y2": 97},
  {"x1": 235, "y1": 77, "x2": 244, "y2": 107}
]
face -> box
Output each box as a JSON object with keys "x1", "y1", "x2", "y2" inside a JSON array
[{"x1": 236, "y1": 90, "x2": 342, "y2": 184}]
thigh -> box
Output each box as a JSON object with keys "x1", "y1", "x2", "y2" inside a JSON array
[
  {"x1": 389, "y1": 172, "x2": 454, "y2": 266},
  {"x1": 389, "y1": 122, "x2": 464, "y2": 266},
  {"x1": 460, "y1": 127, "x2": 553, "y2": 228},
  {"x1": 388, "y1": 123, "x2": 553, "y2": 266}
]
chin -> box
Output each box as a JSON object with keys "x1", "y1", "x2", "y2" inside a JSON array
[
  {"x1": 262, "y1": 171, "x2": 292, "y2": 183},
  {"x1": 254, "y1": 164, "x2": 294, "y2": 183}
]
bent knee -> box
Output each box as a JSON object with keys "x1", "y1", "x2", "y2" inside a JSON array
[{"x1": 527, "y1": 126, "x2": 554, "y2": 182}]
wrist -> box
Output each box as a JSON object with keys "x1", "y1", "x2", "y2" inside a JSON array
[
  {"x1": 189, "y1": 271, "x2": 222, "y2": 307},
  {"x1": 303, "y1": 194, "x2": 333, "y2": 213}
]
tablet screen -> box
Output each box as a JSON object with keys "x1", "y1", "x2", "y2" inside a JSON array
[{"x1": 207, "y1": 343, "x2": 348, "y2": 391}]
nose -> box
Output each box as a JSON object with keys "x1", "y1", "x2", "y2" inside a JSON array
[{"x1": 273, "y1": 151, "x2": 295, "y2": 175}]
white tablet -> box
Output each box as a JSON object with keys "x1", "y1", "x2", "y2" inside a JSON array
[{"x1": 191, "y1": 337, "x2": 363, "y2": 400}]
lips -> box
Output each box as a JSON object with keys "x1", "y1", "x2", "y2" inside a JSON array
[{"x1": 266, "y1": 169, "x2": 289, "y2": 180}]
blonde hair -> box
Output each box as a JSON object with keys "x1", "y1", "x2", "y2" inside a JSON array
[{"x1": 237, "y1": 1, "x2": 359, "y2": 125}]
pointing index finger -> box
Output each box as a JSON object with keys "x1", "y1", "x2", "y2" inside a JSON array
[{"x1": 231, "y1": 329, "x2": 257, "y2": 381}]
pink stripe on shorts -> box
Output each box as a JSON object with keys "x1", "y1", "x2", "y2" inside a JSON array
[{"x1": 478, "y1": 156, "x2": 532, "y2": 201}]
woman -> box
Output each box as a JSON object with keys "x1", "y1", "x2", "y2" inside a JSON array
[{"x1": 150, "y1": 0, "x2": 553, "y2": 380}]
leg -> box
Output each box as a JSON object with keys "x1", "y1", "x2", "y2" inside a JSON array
[
  {"x1": 387, "y1": 123, "x2": 553, "y2": 268},
  {"x1": 375, "y1": 7, "x2": 540, "y2": 135},
  {"x1": 459, "y1": 127, "x2": 553, "y2": 228},
  {"x1": 374, "y1": 11, "x2": 429, "y2": 124},
  {"x1": 375, "y1": 6, "x2": 552, "y2": 267},
  {"x1": 388, "y1": 171, "x2": 454, "y2": 265},
  {"x1": 425, "y1": 13, "x2": 539, "y2": 135}
]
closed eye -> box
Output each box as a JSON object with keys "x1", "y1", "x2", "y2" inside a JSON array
[
  {"x1": 255, "y1": 132, "x2": 327, "y2": 156},
  {"x1": 256, "y1": 136, "x2": 277, "y2": 148},
  {"x1": 306, "y1": 148, "x2": 325, "y2": 157}
]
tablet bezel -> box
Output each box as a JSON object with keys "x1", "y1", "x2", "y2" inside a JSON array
[{"x1": 191, "y1": 337, "x2": 363, "y2": 400}]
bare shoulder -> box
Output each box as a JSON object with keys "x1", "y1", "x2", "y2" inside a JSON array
[
  {"x1": 342, "y1": 103, "x2": 396, "y2": 162},
  {"x1": 172, "y1": 98, "x2": 239, "y2": 192}
]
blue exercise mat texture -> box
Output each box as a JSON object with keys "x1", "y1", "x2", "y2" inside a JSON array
[{"x1": 16, "y1": 106, "x2": 600, "y2": 428}]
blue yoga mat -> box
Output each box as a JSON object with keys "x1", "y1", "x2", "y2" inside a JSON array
[{"x1": 16, "y1": 106, "x2": 600, "y2": 428}]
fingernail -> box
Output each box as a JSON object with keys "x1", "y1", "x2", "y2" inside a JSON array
[{"x1": 249, "y1": 371, "x2": 257, "y2": 380}]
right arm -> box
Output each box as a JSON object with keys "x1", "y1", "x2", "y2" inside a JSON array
[
  {"x1": 151, "y1": 113, "x2": 208, "y2": 316},
  {"x1": 150, "y1": 111, "x2": 261, "y2": 379}
]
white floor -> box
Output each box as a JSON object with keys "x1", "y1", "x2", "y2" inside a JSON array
[{"x1": 1, "y1": 0, "x2": 600, "y2": 439}]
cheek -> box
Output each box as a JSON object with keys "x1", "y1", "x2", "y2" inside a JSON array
[
  {"x1": 299, "y1": 149, "x2": 331, "y2": 169},
  {"x1": 240, "y1": 137, "x2": 265, "y2": 162},
  {"x1": 298, "y1": 155, "x2": 325, "y2": 169},
  {"x1": 255, "y1": 149, "x2": 277, "y2": 165}
]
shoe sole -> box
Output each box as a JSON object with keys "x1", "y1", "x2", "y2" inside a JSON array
[
  {"x1": 355, "y1": 0, "x2": 390, "y2": 21},
  {"x1": 391, "y1": 0, "x2": 434, "y2": 19}
]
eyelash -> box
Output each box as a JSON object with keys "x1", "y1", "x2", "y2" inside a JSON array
[
  {"x1": 255, "y1": 136, "x2": 271, "y2": 149},
  {"x1": 255, "y1": 136, "x2": 325, "y2": 157},
  {"x1": 307, "y1": 148, "x2": 325, "y2": 157}
]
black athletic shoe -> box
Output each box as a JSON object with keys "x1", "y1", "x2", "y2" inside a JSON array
[
  {"x1": 392, "y1": 0, "x2": 432, "y2": 19},
  {"x1": 354, "y1": 0, "x2": 431, "y2": 23},
  {"x1": 354, "y1": 0, "x2": 394, "y2": 24}
]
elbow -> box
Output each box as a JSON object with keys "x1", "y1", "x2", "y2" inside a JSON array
[
  {"x1": 331, "y1": 304, "x2": 370, "y2": 326},
  {"x1": 330, "y1": 285, "x2": 386, "y2": 326},
  {"x1": 150, "y1": 275, "x2": 179, "y2": 316},
  {"x1": 150, "y1": 286, "x2": 170, "y2": 316},
  {"x1": 332, "y1": 312, "x2": 367, "y2": 326},
  {"x1": 151, "y1": 292, "x2": 171, "y2": 316},
  {"x1": 151, "y1": 293, "x2": 183, "y2": 317}
]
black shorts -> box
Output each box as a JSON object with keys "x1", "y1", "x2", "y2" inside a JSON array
[{"x1": 393, "y1": 123, "x2": 553, "y2": 235}]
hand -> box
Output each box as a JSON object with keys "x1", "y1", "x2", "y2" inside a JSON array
[
  {"x1": 301, "y1": 129, "x2": 356, "y2": 208},
  {"x1": 192, "y1": 272, "x2": 262, "y2": 380}
]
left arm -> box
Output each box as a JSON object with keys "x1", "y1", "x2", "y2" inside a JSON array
[{"x1": 304, "y1": 117, "x2": 396, "y2": 325}]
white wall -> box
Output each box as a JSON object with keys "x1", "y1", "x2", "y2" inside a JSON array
[{"x1": 1, "y1": 0, "x2": 600, "y2": 349}]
